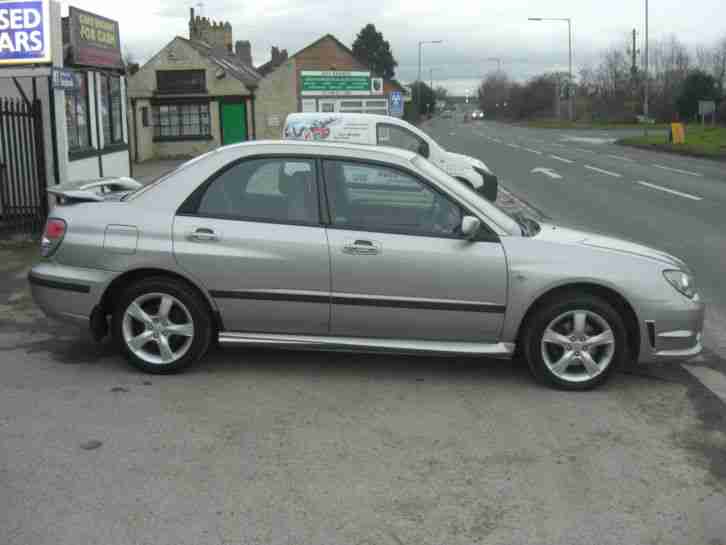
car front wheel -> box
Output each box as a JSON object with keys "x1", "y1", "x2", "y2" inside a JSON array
[
  {"x1": 112, "y1": 277, "x2": 213, "y2": 374},
  {"x1": 523, "y1": 294, "x2": 629, "y2": 390}
]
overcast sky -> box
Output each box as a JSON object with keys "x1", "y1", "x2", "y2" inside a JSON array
[{"x1": 61, "y1": 0, "x2": 724, "y2": 94}]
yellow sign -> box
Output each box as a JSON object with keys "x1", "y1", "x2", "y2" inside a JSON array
[{"x1": 670, "y1": 123, "x2": 685, "y2": 145}]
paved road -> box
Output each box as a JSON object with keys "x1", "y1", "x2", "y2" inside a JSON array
[{"x1": 2, "y1": 133, "x2": 726, "y2": 545}]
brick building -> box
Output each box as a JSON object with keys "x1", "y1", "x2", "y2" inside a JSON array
[
  {"x1": 126, "y1": 9, "x2": 260, "y2": 161},
  {"x1": 255, "y1": 34, "x2": 405, "y2": 140}
]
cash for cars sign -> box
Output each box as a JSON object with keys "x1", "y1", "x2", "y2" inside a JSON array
[
  {"x1": 0, "y1": 0, "x2": 51, "y2": 65},
  {"x1": 67, "y1": 6, "x2": 122, "y2": 69}
]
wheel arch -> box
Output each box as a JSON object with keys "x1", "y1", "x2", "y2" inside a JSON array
[
  {"x1": 96, "y1": 267, "x2": 222, "y2": 336},
  {"x1": 515, "y1": 282, "x2": 641, "y2": 363}
]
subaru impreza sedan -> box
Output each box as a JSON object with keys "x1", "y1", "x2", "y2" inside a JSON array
[{"x1": 29, "y1": 140, "x2": 704, "y2": 389}]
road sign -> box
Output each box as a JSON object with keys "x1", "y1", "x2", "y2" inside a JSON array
[
  {"x1": 389, "y1": 91, "x2": 403, "y2": 117},
  {"x1": 51, "y1": 67, "x2": 79, "y2": 90}
]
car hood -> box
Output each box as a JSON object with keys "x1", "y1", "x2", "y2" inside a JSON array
[
  {"x1": 446, "y1": 151, "x2": 492, "y2": 174},
  {"x1": 534, "y1": 223, "x2": 686, "y2": 269}
]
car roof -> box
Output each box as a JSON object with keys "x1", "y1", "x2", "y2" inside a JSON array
[{"x1": 219, "y1": 139, "x2": 418, "y2": 162}]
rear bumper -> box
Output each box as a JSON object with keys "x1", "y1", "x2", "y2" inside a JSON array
[
  {"x1": 28, "y1": 262, "x2": 114, "y2": 326},
  {"x1": 638, "y1": 295, "x2": 705, "y2": 363}
]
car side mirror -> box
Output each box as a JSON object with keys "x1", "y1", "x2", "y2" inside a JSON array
[
  {"x1": 461, "y1": 215, "x2": 482, "y2": 240},
  {"x1": 417, "y1": 141, "x2": 430, "y2": 158}
]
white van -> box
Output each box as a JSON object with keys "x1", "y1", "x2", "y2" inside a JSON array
[{"x1": 282, "y1": 113, "x2": 498, "y2": 202}]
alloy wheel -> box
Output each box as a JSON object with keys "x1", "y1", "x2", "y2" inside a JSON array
[
  {"x1": 540, "y1": 309, "x2": 616, "y2": 384},
  {"x1": 122, "y1": 292, "x2": 195, "y2": 365}
]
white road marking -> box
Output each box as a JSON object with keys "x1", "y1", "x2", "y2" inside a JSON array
[
  {"x1": 523, "y1": 147, "x2": 543, "y2": 155},
  {"x1": 449, "y1": 132, "x2": 456, "y2": 136},
  {"x1": 683, "y1": 365, "x2": 726, "y2": 404},
  {"x1": 531, "y1": 167, "x2": 563, "y2": 179},
  {"x1": 575, "y1": 148, "x2": 595, "y2": 154},
  {"x1": 637, "y1": 181, "x2": 703, "y2": 201},
  {"x1": 549, "y1": 155, "x2": 574, "y2": 164},
  {"x1": 606, "y1": 154, "x2": 635, "y2": 162},
  {"x1": 652, "y1": 164, "x2": 704, "y2": 177},
  {"x1": 507, "y1": 143, "x2": 522, "y2": 149},
  {"x1": 584, "y1": 165, "x2": 622, "y2": 178},
  {"x1": 491, "y1": 137, "x2": 502, "y2": 143}
]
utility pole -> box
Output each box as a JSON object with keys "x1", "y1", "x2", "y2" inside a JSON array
[
  {"x1": 643, "y1": 0, "x2": 650, "y2": 136},
  {"x1": 630, "y1": 28, "x2": 638, "y2": 79}
]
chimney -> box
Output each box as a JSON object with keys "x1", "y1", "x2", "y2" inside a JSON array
[
  {"x1": 270, "y1": 46, "x2": 288, "y2": 68},
  {"x1": 235, "y1": 40, "x2": 252, "y2": 66}
]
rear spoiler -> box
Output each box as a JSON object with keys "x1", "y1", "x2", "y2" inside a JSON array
[{"x1": 47, "y1": 177, "x2": 142, "y2": 203}]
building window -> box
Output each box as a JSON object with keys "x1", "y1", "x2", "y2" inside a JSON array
[
  {"x1": 152, "y1": 103, "x2": 211, "y2": 140},
  {"x1": 65, "y1": 72, "x2": 90, "y2": 151},
  {"x1": 156, "y1": 70, "x2": 206, "y2": 94},
  {"x1": 100, "y1": 74, "x2": 124, "y2": 147}
]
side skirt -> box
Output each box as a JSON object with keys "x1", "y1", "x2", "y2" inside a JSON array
[{"x1": 218, "y1": 332, "x2": 515, "y2": 358}]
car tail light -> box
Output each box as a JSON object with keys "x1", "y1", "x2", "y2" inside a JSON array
[{"x1": 40, "y1": 218, "x2": 66, "y2": 257}]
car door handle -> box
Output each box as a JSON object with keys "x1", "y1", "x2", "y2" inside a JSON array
[
  {"x1": 187, "y1": 228, "x2": 219, "y2": 242},
  {"x1": 343, "y1": 239, "x2": 380, "y2": 255}
]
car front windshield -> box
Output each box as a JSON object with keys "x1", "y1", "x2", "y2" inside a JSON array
[{"x1": 412, "y1": 156, "x2": 523, "y2": 235}]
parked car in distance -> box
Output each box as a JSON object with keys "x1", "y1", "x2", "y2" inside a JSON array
[
  {"x1": 441, "y1": 109, "x2": 454, "y2": 118},
  {"x1": 283, "y1": 112, "x2": 498, "y2": 202},
  {"x1": 29, "y1": 140, "x2": 704, "y2": 390}
]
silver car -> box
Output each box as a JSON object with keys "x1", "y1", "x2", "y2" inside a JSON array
[{"x1": 29, "y1": 140, "x2": 704, "y2": 389}]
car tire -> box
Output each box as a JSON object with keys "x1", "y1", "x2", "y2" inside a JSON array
[
  {"x1": 112, "y1": 276, "x2": 213, "y2": 374},
  {"x1": 522, "y1": 293, "x2": 629, "y2": 390}
]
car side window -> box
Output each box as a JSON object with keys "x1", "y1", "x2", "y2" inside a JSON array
[
  {"x1": 376, "y1": 124, "x2": 429, "y2": 158},
  {"x1": 322, "y1": 160, "x2": 464, "y2": 237},
  {"x1": 195, "y1": 158, "x2": 319, "y2": 224}
]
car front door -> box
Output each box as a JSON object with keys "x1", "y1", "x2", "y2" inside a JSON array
[
  {"x1": 321, "y1": 159, "x2": 507, "y2": 342},
  {"x1": 173, "y1": 156, "x2": 331, "y2": 334}
]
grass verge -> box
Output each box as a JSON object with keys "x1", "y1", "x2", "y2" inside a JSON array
[
  {"x1": 617, "y1": 126, "x2": 726, "y2": 160},
  {"x1": 522, "y1": 119, "x2": 670, "y2": 130}
]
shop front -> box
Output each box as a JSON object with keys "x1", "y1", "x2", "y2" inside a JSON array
[
  {"x1": 62, "y1": 6, "x2": 129, "y2": 180},
  {"x1": 0, "y1": 0, "x2": 130, "y2": 236},
  {"x1": 299, "y1": 70, "x2": 388, "y2": 115}
]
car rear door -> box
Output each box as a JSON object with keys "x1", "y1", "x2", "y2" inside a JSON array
[
  {"x1": 173, "y1": 156, "x2": 331, "y2": 334},
  {"x1": 321, "y1": 158, "x2": 507, "y2": 342}
]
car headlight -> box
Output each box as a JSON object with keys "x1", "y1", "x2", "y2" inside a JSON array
[{"x1": 663, "y1": 270, "x2": 697, "y2": 299}]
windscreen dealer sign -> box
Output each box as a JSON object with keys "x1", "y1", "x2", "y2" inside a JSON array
[{"x1": 0, "y1": 0, "x2": 51, "y2": 65}]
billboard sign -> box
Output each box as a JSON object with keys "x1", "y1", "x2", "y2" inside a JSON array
[
  {"x1": 301, "y1": 71, "x2": 371, "y2": 96},
  {"x1": 66, "y1": 6, "x2": 122, "y2": 69},
  {"x1": 0, "y1": 0, "x2": 51, "y2": 65}
]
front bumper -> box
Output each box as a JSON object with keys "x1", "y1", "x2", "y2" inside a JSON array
[
  {"x1": 638, "y1": 293, "x2": 705, "y2": 363},
  {"x1": 28, "y1": 262, "x2": 114, "y2": 326}
]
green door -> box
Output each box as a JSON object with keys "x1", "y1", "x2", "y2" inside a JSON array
[{"x1": 221, "y1": 102, "x2": 247, "y2": 145}]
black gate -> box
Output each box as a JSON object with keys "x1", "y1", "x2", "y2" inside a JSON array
[{"x1": 0, "y1": 97, "x2": 48, "y2": 238}]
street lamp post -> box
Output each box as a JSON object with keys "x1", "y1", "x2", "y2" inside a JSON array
[
  {"x1": 529, "y1": 17, "x2": 574, "y2": 121},
  {"x1": 417, "y1": 40, "x2": 443, "y2": 116},
  {"x1": 487, "y1": 57, "x2": 502, "y2": 73}
]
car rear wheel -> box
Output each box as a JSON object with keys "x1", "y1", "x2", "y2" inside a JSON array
[
  {"x1": 523, "y1": 294, "x2": 628, "y2": 390},
  {"x1": 112, "y1": 277, "x2": 212, "y2": 374}
]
